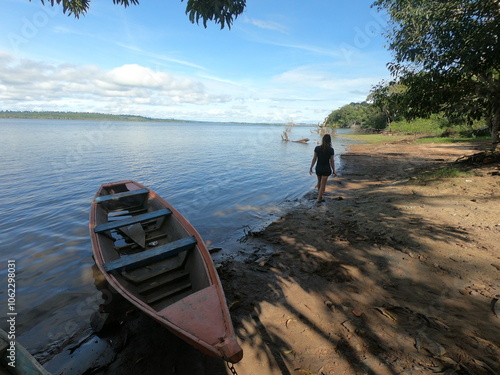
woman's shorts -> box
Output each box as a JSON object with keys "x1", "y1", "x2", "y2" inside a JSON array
[{"x1": 315, "y1": 167, "x2": 331, "y2": 177}]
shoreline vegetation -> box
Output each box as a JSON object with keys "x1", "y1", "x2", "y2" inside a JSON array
[
  {"x1": 0, "y1": 110, "x2": 188, "y2": 122},
  {"x1": 341, "y1": 133, "x2": 492, "y2": 145},
  {"x1": 0, "y1": 111, "x2": 311, "y2": 126}
]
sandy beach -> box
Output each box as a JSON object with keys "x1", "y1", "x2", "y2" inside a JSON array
[{"x1": 55, "y1": 139, "x2": 499, "y2": 375}]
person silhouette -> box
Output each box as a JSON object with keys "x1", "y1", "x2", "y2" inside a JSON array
[{"x1": 309, "y1": 134, "x2": 337, "y2": 203}]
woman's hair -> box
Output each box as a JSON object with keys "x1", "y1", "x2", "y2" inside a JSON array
[{"x1": 320, "y1": 134, "x2": 332, "y2": 153}]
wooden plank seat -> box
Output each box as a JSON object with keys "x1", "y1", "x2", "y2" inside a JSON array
[
  {"x1": 145, "y1": 279, "x2": 192, "y2": 304},
  {"x1": 136, "y1": 269, "x2": 190, "y2": 294},
  {"x1": 108, "y1": 207, "x2": 148, "y2": 218},
  {"x1": 95, "y1": 188, "x2": 149, "y2": 204},
  {"x1": 104, "y1": 236, "x2": 197, "y2": 273},
  {"x1": 94, "y1": 208, "x2": 172, "y2": 234},
  {"x1": 121, "y1": 252, "x2": 185, "y2": 283}
]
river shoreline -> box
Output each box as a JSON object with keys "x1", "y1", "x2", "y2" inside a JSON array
[{"x1": 43, "y1": 139, "x2": 500, "y2": 375}]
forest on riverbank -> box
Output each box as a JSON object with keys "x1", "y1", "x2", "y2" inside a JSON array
[
  {"x1": 322, "y1": 102, "x2": 491, "y2": 139},
  {"x1": 0, "y1": 111, "x2": 181, "y2": 122}
]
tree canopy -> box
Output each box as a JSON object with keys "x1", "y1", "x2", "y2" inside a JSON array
[
  {"x1": 372, "y1": 0, "x2": 500, "y2": 145},
  {"x1": 324, "y1": 102, "x2": 386, "y2": 130},
  {"x1": 36, "y1": 0, "x2": 246, "y2": 29}
]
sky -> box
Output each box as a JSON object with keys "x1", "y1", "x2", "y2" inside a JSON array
[{"x1": 0, "y1": 0, "x2": 392, "y2": 124}]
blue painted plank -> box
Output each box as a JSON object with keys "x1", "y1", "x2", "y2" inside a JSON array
[
  {"x1": 95, "y1": 188, "x2": 149, "y2": 203},
  {"x1": 94, "y1": 208, "x2": 172, "y2": 233},
  {"x1": 104, "y1": 236, "x2": 197, "y2": 272}
]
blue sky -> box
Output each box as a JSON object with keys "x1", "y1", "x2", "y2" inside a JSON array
[{"x1": 0, "y1": 0, "x2": 392, "y2": 123}]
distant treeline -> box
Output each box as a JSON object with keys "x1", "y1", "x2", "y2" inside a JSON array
[{"x1": 0, "y1": 111, "x2": 180, "y2": 122}]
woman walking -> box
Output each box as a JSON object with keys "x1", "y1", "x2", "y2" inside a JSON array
[{"x1": 309, "y1": 134, "x2": 337, "y2": 203}]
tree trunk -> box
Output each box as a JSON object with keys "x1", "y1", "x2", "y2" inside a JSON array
[{"x1": 491, "y1": 103, "x2": 500, "y2": 149}]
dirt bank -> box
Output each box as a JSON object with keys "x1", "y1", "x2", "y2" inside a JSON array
[{"x1": 65, "y1": 140, "x2": 499, "y2": 375}]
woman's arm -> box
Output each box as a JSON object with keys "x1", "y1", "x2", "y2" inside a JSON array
[
  {"x1": 329, "y1": 154, "x2": 337, "y2": 176},
  {"x1": 309, "y1": 153, "x2": 317, "y2": 175}
]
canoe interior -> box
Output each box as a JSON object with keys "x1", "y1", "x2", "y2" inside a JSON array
[{"x1": 94, "y1": 182, "x2": 211, "y2": 312}]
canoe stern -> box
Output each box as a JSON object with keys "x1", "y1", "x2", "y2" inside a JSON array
[
  {"x1": 158, "y1": 285, "x2": 243, "y2": 363},
  {"x1": 215, "y1": 336, "x2": 243, "y2": 363}
]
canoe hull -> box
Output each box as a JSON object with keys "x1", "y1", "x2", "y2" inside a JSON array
[{"x1": 0, "y1": 328, "x2": 51, "y2": 375}]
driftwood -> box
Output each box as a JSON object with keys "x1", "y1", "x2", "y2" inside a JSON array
[
  {"x1": 281, "y1": 132, "x2": 309, "y2": 143},
  {"x1": 281, "y1": 122, "x2": 309, "y2": 143}
]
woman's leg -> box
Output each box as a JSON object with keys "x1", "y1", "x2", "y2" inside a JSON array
[
  {"x1": 315, "y1": 175, "x2": 321, "y2": 190},
  {"x1": 317, "y1": 175, "x2": 328, "y2": 202}
]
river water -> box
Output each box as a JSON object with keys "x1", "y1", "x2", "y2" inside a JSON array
[{"x1": 0, "y1": 119, "x2": 358, "y2": 365}]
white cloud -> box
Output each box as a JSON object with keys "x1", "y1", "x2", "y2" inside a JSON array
[
  {"x1": 243, "y1": 17, "x2": 289, "y2": 34},
  {"x1": 116, "y1": 43, "x2": 207, "y2": 70},
  {"x1": 0, "y1": 52, "x2": 215, "y2": 110},
  {"x1": 103, "y1": 64, "x2": 171, "y2": 88},
  {"x1": 273, "y1": 65, "x2": 376, "y2": 95},
  {"x1": 266, "y1": 40, "x2": 344, "y2": 59},
  {"x1": 0, "y1": 51, "x2": 383, "y2": 123}
]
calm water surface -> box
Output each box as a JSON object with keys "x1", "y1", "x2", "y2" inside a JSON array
[{"x1": 0, "y1": 119, "x2": 358, "y2": 362}]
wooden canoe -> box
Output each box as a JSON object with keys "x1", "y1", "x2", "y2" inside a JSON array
[
  {"x1": 89, "y1": 180, "x2": 243, "y2": 363},
  {"x1": 0, "y1": 328, "x2": 51, "y2": 375}
]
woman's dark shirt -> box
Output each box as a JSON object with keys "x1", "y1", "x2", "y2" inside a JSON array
[{"x1": 314, "y1": 145, "x2": 334, "y2": 175}]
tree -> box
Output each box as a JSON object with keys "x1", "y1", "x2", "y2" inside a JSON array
[
  {"x1": 368, "y1": 80, "x2": 405, "y2": 127},
  {"x1": 373, "y1": 0, "x2": 500, "y2": 146},
  {"x1": 324, "y1": 102, "x2": 386, "y2": 130},
  {"x1": 35, "y1": 0, "x2": 246, "y2": 29}
]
